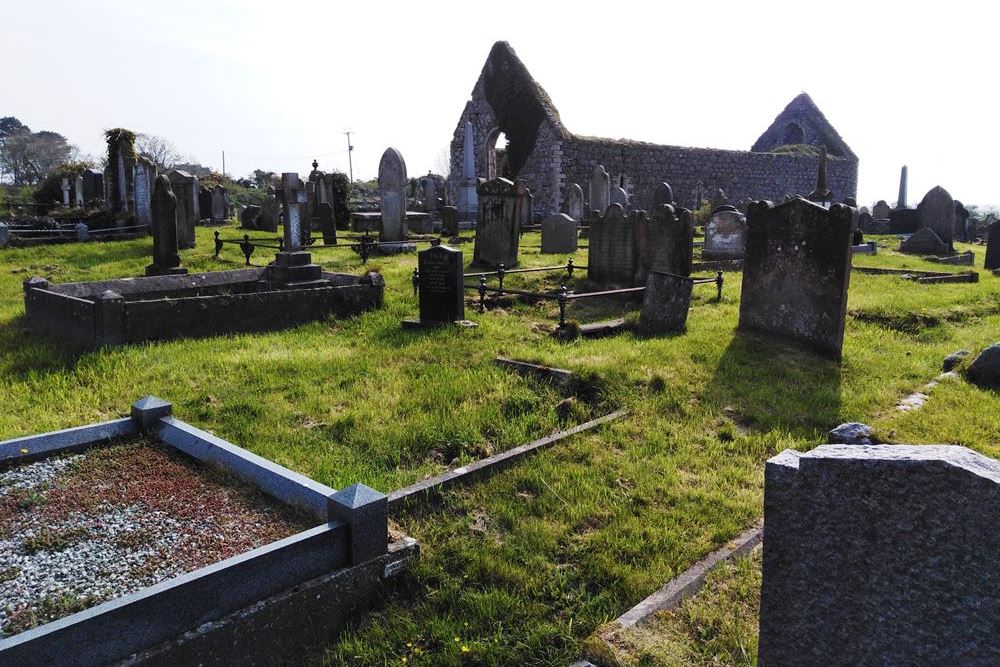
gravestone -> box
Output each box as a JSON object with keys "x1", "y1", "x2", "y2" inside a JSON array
[
  {"x1": 638, "y1": 204, "x2": 694, "y2": 281},
  {"x1": 566, "y1": 183, "x2": 584, "y2": 221},
  {"x1": 611, "y1": 186, "x2": 628, "y2": 208},
  {"x1": 74, "y1": 222, "x2": 89, "y2": 242},
  {"x1": 985, "y1": 221, "x2": 1000, "y2": 270},
  {"x1": 472, "y1": 178, "x2": 523, "y2": 268},
  {"x1": 404, "y1": 244, "x2": 466, "y2": 327},
  {"x1": 198, "y1": 187, "x2": 213, "y2": 222},
  {"x1": 258, "y1": 186, "x2": 279, "y2": 233},
  {"x1": 541, "y1": 213, "x2": 577, "y2": 254},
  {"x1": 872, "y1": 200, "x2": 891, "y2": 222},
  {"x1": 709, "y1": 188, "x2": 729, "y2": 211},
  {"x1": 61, "y1": 178, "x2": 71, "y2": 206},
  {"x1": 0, "y1": 223, "x2": 8, "y2": 248},
  {"x1": 74, "y1": 175, "x2": 84, "y2": 206},
  {"x1": 82, "y1": 169, "x2": 104, "y2": 203},
  {"x1": 378, "y1": 147, "x2": 408, "y2": 243},
  {"x1": 703, "y1": 206, "x2": 747, "y2": 260},
  {"x1": 954, "y1": 200, "x2": 970, "y2": 242},
  {"x1": 240, "y1": 205, "x2": 261, "y2": 230},
  {"x1": 587, "y1": 203, "x2": 636, "y2": 287},
  {"x1": 888, "y1": 207, "x2": 921, "y2": 234},
  {"x1": 317, "y1": 202, "x2": 337, "y2": 245},
  {"x1": 441, "y1": 205, "x2": 459, "y2": 237},
  {"x1": 145, "y1": 175, "x2": 187, "y2": 277},
  {"x1": 900, "y1": 226, "x2": 949, "y2": 255},
  {"x1": 211, "y1": 185, "x2": 227, "y2": 223},
  {"x1": 639, "y1": 271, "x2": 693, "y2": 334},
  {"x1": 738, "y1": 198, "x2": 854, "y2": 359},
  {"x1": 263, "y1": 172, "x2": 323, "y2": 287},
  {"x1": 653, "y1": 182, "x2": 674, "y2": 207},
  {"x1": 759, "y1": 444, "x2": 1000, "y2": 666},
  {"x1": 167, "y1": 170, "x2": 199, "y2": 249},
  {"x1": 856, "y1": 208, "x2": 873, "y2": 233},
  {"x1": 967, "y1": 216, "x2": 979, "y2": 242},
  {"x1": 589, "y1": 165, "x2": 611, "y2": 215},
  {"x1": 917, "y1": 185, "x2": 955, "y2": 250},
  {"x1": 458, "y1": 121, "x2": 478, "y2": 223},
  {"x1": 133, "y1": 160, "x2": 154, "y2": 229},
  {"x1": 423, "y1": 177, "x2": 437, "y2": 213}
]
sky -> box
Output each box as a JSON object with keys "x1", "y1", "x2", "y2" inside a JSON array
[{"x1": 4, "y1": 0, "x2": 997, "y2": 207}]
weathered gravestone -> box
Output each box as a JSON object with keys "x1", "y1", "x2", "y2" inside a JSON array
[
  {"x1": 637, "y1": 204, "x2": 693, "y2": 282},
  {"x1": 889, "y1": 208, "x2": 921, "y2": 233},
  {"x1": 258, "y1": 186, "x2": 279, "y2": 233},
  {"x1": 441, "y1": 205, "x2": 459, "y2": 237},
  {"x1": 985, "y1": 220, "x2": 1000, "y2": 270},
  {"x1": 900, "y1": 226, "x2": 949, "y2": 255},
  {"x1": 317, "y1": 202, "x2": 337, "y2": 245},
  {"x1": 587, "y1": 203, "x2": 636, "y2": 287},
  {"x1": 759, "y1": 444, "x2": 1000, "y2": 666},
  {"x1": 473, "y1": 178, "x2": 524, "y2": 268},
  {"x1": 872, "y1": 199, "x2": 891, "y2": 222},
  {"x1": 403, "y1": 244, "x2": 469, "y2": 329},
  {"x1": 566, "y1": 183, "x2": 584, "y2": 221},
  {"x1": 708, "y1": 188, "x2": 729, "y2": 211},
  {"x1": 211, "y1": 185, "x2": 227, "y2": 223},
  {"x1": 703, "y1": 206, "x2": 747, "y2": 260},
  {"x1": 639, "y1": 271, "x2": 693, "y2": 335},
  {"x1": 145, "y1": 175, "x2": 187, "y2": 277},
  {"x1": 74, "y1": 222, "x2": 89, "y2": 242},
  {"x1": 423, "y1": 176, "x2": 437, "y2": 213},
  {"x1": 589, "y1": 165, "x2": 611, "y2": 216},
  {"x1": 541, "y1": 213, "x2": 577, "y2": 254},
  {"x1": 82, "y1": 169, "x2": 104, "y2": 203},
  {"x1": 738, "y1": 198, "x2": 853, "y2": 359},
  {"x1": 0, "y1": 223, "x2": 8, "y2": 248},
  {"x1": 378, "y1": 147, "x2": 408, "y2": 244},
  {"x1": 61, "y1": 178, "x2": 71, "y2": 206},
  {"x1": 653, "y1": 182, "x2": 674, "y2": 207},
  {"x1": 856, "y1": 207, "x2": 873, "y2": 233},
  {"x1": 167, "y1": 170, "x2": 199, "y2": 249},
  {"x1": 917, "y1": 185, "x2": 955, "y2": 251},
  {"x1": 74, "y1": 174, "x2": 84, "y2": 206},
  {"x1": 954, "y1": 200, "x2": 970, "y2": 242},
  {"x1": 611, "y1": 186, "x2": 628, "y2": 208},
  {"x1": 133, "y1": 159, "x2": 155, "y2": 229},
  {"x1": 240, "y1": 205, "x2": 261, "y2": 230},
  {"x1": 198, "y1": 187, "x2": 213, "y2": 222},
  {"x1": 458, "y1": 121, "x2": 478, "y2": 223}
]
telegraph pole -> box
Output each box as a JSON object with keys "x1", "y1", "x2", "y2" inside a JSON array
[
  {"x1": 222, "y1": 150, "x2": 226, "y2": 177},
  {"x1": 343, "y1": 131, "x2": 354, "y2": 183}
]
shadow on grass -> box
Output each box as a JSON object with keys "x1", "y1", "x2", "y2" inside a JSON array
[
  {"x1": 707, "y1": 331, "x2": 843, "y2": 440},
  {"x1": 0, "y1": 314, "x2": 93, "y2": 379}
]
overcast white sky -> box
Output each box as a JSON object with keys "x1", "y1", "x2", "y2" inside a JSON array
[{"x1": 4, "y1": 0, "x2": 996, "y2": 207}]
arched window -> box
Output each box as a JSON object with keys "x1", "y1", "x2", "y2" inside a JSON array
[{"x1": 781, "y1": 122, "x2": 805, "y2": 145}]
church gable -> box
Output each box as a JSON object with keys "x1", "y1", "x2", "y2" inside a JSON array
[{"x1": 750, "y1": 93, "x2": 856, "y2": 159}]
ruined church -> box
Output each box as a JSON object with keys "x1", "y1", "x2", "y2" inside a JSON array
[{"x1": 447, "y1": 42, "x2": 858, "y2": 217}]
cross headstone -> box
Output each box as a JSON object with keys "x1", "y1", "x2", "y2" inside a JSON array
[
  {"x1": 653, "y1": 182, "x2": 674, "y2": 207},
  {"x1": 703, "y1": 206, "x2": 747, "y2": 260},
  {"x1": 738, "y1": 198, "x2": 854, "y2": 359},
  {"x1": 378, "y1": 147, "x2": 408, "y2": 243},
  {"x1": 589, "y1": 165, "x2": 611, "y2": 215},
  {"x1": 917, "y1": 185, "x2": 955, "y2": 251},
  {"x1": 145, "y1": 175, "x2": 187, "y2": 276},
  {"x1": 541, "y1": 213, "x2": 578, "y2": 254},
  {"x1": 472, "y1": 178, "x2": 523, "y2": 268},
  {"x1": 566, "y1": 183, "x2": 584, "y2": 221}
]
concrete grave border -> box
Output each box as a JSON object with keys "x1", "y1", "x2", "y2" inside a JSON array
[{"x1": 0, "y1": 396, "x2": 414, "y2": 666}]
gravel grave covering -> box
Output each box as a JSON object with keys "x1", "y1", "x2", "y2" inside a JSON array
[{"x1": 0, "y1": 439, "x2": 316, "y2": 637}]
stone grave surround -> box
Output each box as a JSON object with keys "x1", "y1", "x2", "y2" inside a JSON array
[
  {"x1": 738, "y1": 198, "x2": 854, "y2": 359},
  {"x1": 472, "y1": 177, "x2": 525, "y2": 268},
  {"x1": 759, "y1": 444, "x2": 1000, "y2": 666}
]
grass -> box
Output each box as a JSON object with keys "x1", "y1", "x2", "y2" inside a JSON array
[{"x1": 1, "y1": 228, "x2": 999, "y2": 664}]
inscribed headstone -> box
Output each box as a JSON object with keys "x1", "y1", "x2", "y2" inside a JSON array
[
  {"x1": 417, "y1": 244, "x2": 465, "y2": 324},
  {"x1": 379, "y1": 147, "x2": 408, "y2": 242},
  {"x1": 587, "y1": 203, "x2": 636, "y2": 287},
  {"x1": 703, "y1": 207, "x2": 747, "y2": 260},
  {"x1": 472, "y1": 178, "x2": 523, "y2": 268}
]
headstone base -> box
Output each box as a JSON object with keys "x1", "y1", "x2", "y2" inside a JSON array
[
  {"x1": 264, "y1": 251, "x2": 323, "y2": 286},
  {"x1": 145, "y1": 265, "x2": 189, "y2": 277},
  {"x1": 401, "y1": 319, "x2": 477, "y2": 330},
  {"x1": 375, "y1": 242, "x2": 416, "y2": 255}
]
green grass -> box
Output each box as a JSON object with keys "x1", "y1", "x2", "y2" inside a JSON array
[{"x1": 1, "y1": 228, "x2": 999, "y2": 665}]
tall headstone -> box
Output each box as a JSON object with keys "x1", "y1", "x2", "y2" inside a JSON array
[
  {"x1": 522, "y1": 187, "x2": 534, "y2": 227},
  {"x1": 703, "y1": 206, "x2": 747, "y2": 260},
  {"x1": 458, "y1": 121, "x2": 478, "y2": 223},
  {"x1": 541, "y1": 213, "x2": 578, "y2": 254},
  {"x1": 954, "y1": 200, "x2": 970, "y2": 242},
  {"x1": 82, "y1": 169, "x2": 104, "y2": 203},
  {"x1": 896, "y1": 165, "x2": 908, "y2": 209},
  {"x1": 378, "y1": 147, "x2": 408, "y2": 243},
  {"x1": 198, "y1": 187, "x2": 213, "y2": 222},
  {"x1": 611, "y1": 186, "x2": 628, "y2": 208},
  {"x1": 133, "y1": 159, "x2": 155, "y2": 229},
  {"x1": 638, "y1": 204, "x2": 694, "y2": 282},
  {"x1": 759, "y1": 444, "x2": 1000, "y2": 666},
  {"x1": 984, "y1": 221, "x2": 1000, "y2": 270},
  {"x1": 166, "y1": 170, "x2": 199, "y2": 249},
  {"x1": 145, "y1": 175, "x2": 187, "y2": 276},
  {"x1": 589, "y1": 165, "x2": 611, "y2": 215},
  {"x1": 409, "y1": 244, "x2": 466, "y2": 326},
  {"x1": 472, "y1": 178, "x2": 523, "y2": 268},
  {"x1": 60, "y1": 178, "x2": 71, "y2": 206},
  {"x1": 211, "y1": 185, "x2": 227, "y2": 223},
  {"x1": 917, "y1": 185, "x2": 955, "y2": 251},
  {"x1": 423, "y1": 176, "x2": 437, "y2": 213},
  {"x1": 317, "y1": 202, "x2": 337, "y2": 245},
  {"x1": 653, "y1": 182, "x2": 674, "y2": 207},
  {"x1": 74, "y1": 175, "x2": 84, "y2": 207},
  {"x1": 566, "y1": 183, "x2": 584, "y2": 221},
  {"x1": 738, "y1": 198, "x2": 854, "y2": 359},
  {"x1": 639, "y1": 271, "x2": 693, "y2": 335},
  {"x1": 258, "y1": 186, "x2": 279, "y2": 233},
  {"x1": 587, "y1": 203, "x2": 636, "y2": 287}
]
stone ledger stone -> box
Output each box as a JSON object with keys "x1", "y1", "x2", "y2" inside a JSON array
[
  {"x1": 759, "y1": 444, "x2": 1000, "y2": 666},
  {"x1": 738, "y1": 198, "x2": 853, "y2": 359},
  {"x1": 639, "y1": 271, "x2": 693, "y2": 334},
  {"x1": 540, "y1": 213, "x2": 577, "y2": 254}
]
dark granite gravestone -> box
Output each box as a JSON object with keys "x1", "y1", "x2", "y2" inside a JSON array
[
  {"x1": 587, "y1": 203, "x2": 636, "y2": 287},
  {"x1": 240, "y1": 205, "x2": 261, "y2": 230},
  {"x1": 145, "y1": 176, "x2": 187, "y2": 277},
  {"x1": 653, "y1": 182, "x2": 674, "y2": 207},
  {"x1": 985, "y1": 221, "x2": 1000, "y2": 270},
  {"x1": 540, "y1": 213, "x2": 577, "y2": 254},
  {"x1": 703, "y1": 206, "x2": 747, "y2": 260},
  {"x1": 639, "y1": 271, "x2": 693, "y2": 334},
  {"x1": 954, "y1": 200, "x2": 970, "y2": 242},
  {"x1": 472, "y1": 178, "x2": 523, "y2": 268},
  {"x1": 406, "y1": 244, "x2": 466, "y2": 327},
  {"x1": 900, "y1": 226, "x2": 949, "y2": 255},
  {"x1": 917, "y1": 185, "x2": 955, "y2": 251},
  {"x1": 637, "y1": 204, "x2": 693, "y2": 283},
  {"x1": 441, "y1": 206, "x2": 459, "y2": 237},
  {"x1": 82, "y1": 169, "x2": 104, "y2": 203},
  {"x1": 738, "y1": 198, "x2": 853, "y2": 359},
  {"x1": 759, "y1": 444, "x2": 1000, "y2": 667},
  {"x1": 317, "y1": 202, "x2": 336, "y2": 245},
  {"x1": 888, "y1": 208, "x2": 921, "y2": 233},
  {"x1": 198, "y1": 187, "x2": 213, "y2": 222}
]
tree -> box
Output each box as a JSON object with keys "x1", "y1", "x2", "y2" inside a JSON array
[
  {"x1": 1, "y1": 127, "x2": 75, "y2": 185},
  {"x1": 249, "y1": 169, "x2": 277, "y2": 191},
  {"x1": 136, "y1": 134, "x2": 183, "y2": 170}
]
